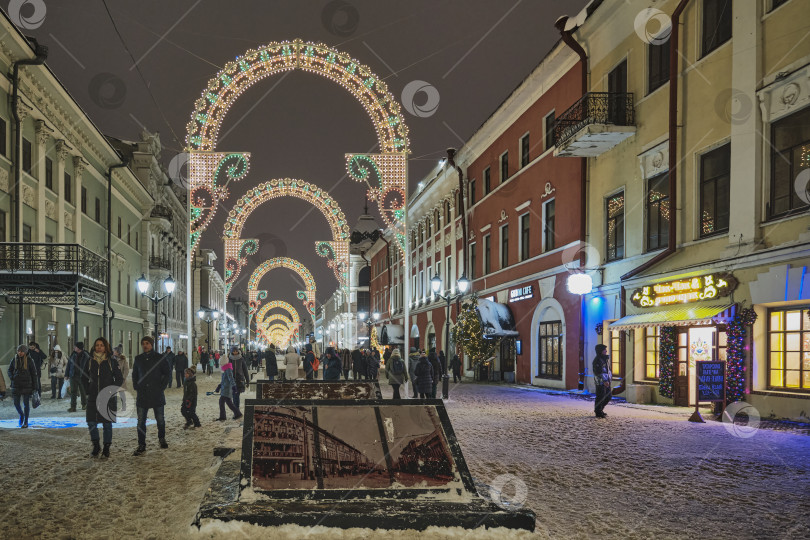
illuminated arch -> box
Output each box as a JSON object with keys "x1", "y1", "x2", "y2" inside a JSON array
[
  {"x1": 247, "y1": 257, "x2": 316, "y2": 318},
  {"x1": 255, "y1": 300, "x2": 300, "y2": 331},
  {"x1": 223, "y1": 178, "x2": 350, "y2": 296},
  {"x1": 186, "y1": 39, "x2": 409, "y2": 255}
]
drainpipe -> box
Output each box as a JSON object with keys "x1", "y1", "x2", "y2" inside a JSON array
[
  {"x1": 555, "y1": 16, "x2": 588, "y2": 390},
  {"x1": 11, "y1": 38, "x2": 48, "y2": 346},
  {"x1": 446, "y1": 148, "x2": 467, "y2": 277},
  {"x1": 105, "y1": 159, "x2": 129, "y2": 341},
  {"x1": 615, "y1": 0, "x2": 690, "y2": 396}
]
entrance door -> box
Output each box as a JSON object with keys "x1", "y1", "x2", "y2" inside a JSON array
[{"x1": 674, "y1": 327, "x2": 720, "y2": 406}]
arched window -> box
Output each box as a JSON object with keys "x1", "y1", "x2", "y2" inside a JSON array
[{"x1": 358, "y1": 266, "x2": 371, "y2": 287}]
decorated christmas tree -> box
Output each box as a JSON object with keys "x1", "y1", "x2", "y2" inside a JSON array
[{"x1": 451, "y1": 295, "x2": 500, "y2": 367}]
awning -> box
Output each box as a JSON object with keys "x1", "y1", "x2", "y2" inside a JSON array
[
  {"x1": 380, "y1": 324, "x2": 405, "y2": 345},
  {"x1": 477, "y1": 299, "x2": 520, "y2": 338},
  {"x1": 609, "y1": 304, "x2": 735, "y2": 330}
]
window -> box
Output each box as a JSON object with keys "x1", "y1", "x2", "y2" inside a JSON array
[
  {"x1": 770, "y1": 0, "x2": 788, "y2": 11},
  {"x1": 127, "y1": 224, "x2": 131, "y2": 245},
  {"x1": 544, "y1": 111, "x2": 556, "y2": 150},
  {"x1": 135, "y1": 232, "x2": 139, "y2": 251},
  {"x1": 648, "y1": 41, "x2": 670, "y2": 94},
  {"x1": 117, "y1": 217, "x2": 122, "y2": 238},
  {"x1": 519, "y1": 213, "x2": 530, "y2": 261},
  {"x1": 45, "y1": 157, "x2": 53, "y2": 191},
  {"x1": 45, "y1": 234, "x2": 53, "y2": 243},
  {"x1": 117, "y1": 270, "x2": 121, "y2": 303},
  {"x1": 543, "y1": 199, "x2": 555, "y2": 252},
  {"x1": 81, "y1": 187, "x2": 87, "y2": 214},
  {"x1": 768, "y1": 308, "x2": 810, "y2": 390},
  {"x1": 64, "y1": 173, "x2": 72, "y2": 204},
  {"x1": 500, "y1": 152, "x2": 509, "y2": 182},
  {"x1": 483, "y1": 234, "x2": 491, "y2": 275},
  {"x1": 500, "y1": 224, "x2": 509, "y2": 269},
  {"x1": 484, "y1": 167, "x2": 491, "y2": 195},
  {"x1": 770, "y1": 106, "x2": 810, "y2": 218},
  {"x1": 95, "y1": 197, "x2": 101, "y2": 223},
  {"x1": 22, "y1": 138, "x2": 32, "y2": 174},
  {"x1": 426, "y1": 217, "x2": 431, "y2": 237},
  {"x1": 537, "y1": 321, "x2": 562, "y2": 379},
  {"x1": 469, "y1": 179, "x2": 476, "y2": 206},
  {"x1": 700, "y1": 144, "x2": 730, "y2": 236},
  {"x1": 22, "y1": 223, "x2": 31, "y2": 242},
  {"x1": 645, "y1": 327, "x2": 660, "y2": 380},
  {"x1": 127, "y1": 275, "x2": 131, "y2": 306},
  {"x1": 0, "y1": 117, "x2": 6, "y2": 157},
  {"x1": 646, "y1": 173, "x2": 670, "y2": 251},
  {"x1": 469, "y1": 243, "x2": 476, "y2": 280},
  {"x1": 610, "y1": 330, "x2": 623, "y2": 379},
  {"x1": 434, "y1": 209, "x2": 440, "y2": 230},
  {"x1": 0, "y1": 210, "x2": 5, "y2": 241},
  {"x1": 606, "y1": 192, "x2": 625, "y2": 261},
  {"x1": 520, "y1": 134, "x2": 530, "y2": 168},
  {"x1": 702, "y1": 0, "x2": 732, "y2": 57},
  {"x1": 445, "y1": 255, "x2": 452, "y2": 289},
  {"x1": 445, "y1": 200, "x2": 451, "y2": 223}
]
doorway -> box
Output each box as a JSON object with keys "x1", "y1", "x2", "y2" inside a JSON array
[{"x1": 674, "y1": 326, "x2": 727, "y2": 406}]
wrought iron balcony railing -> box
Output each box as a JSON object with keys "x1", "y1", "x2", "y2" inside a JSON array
[
  {"x1": 151, "y1": 204, "x2": 173, "y2": 221},
  {"x1": 0, "y1": 243, "x2": 107, "y2": 284},
  {"x1": 149, "y1": 256, "x2": 172, "y2": 271},
  {"x1": 554, "y1": 92, "x2": 635, "y2": 147}
]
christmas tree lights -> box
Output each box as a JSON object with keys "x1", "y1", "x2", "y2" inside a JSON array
[
  {"x1": 726, "y1": 307, "x2": 757, "y2": 404},
  {"x1": 450, "y1": 296, "x2": 500, "y2": 367},
  {"x1": 658, "y1": 326, "x2": 677, "y2": 398}
]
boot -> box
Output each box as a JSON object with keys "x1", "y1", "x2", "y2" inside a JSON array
[
  {"x1": 101, "y1": 443, "x2": 111, "y2": 459},
  {"x1": 91, "y1": 440, "x2": 101, "y2": 457},
  {"x1": 67, "y1": 407, "x2": 77, "y2": 412},
  {"x1": 133, "y1": 445, "x2": 146, "y2": 456},
  {"x1": 159, "y1": 439, "x2": 169, "y2": 449}
]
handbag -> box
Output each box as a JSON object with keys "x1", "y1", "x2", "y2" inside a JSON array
[
  {"x1": 32, "y1": 390, "x2": 41, "y2": 408},
  {"x1": 61, "y1": 379, "x2": 70, "y2": 399}
]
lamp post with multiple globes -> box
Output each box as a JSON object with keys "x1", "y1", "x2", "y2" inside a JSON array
[
  {"x1": 430, "y1": 273, "x2": 470, "y2": 399},
  {"x1": 136, "y1": 274, "x2": 175, "y2": 340}
]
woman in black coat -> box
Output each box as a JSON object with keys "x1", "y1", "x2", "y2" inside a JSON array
[
  {"x1": 84, "y1": 337, "x2": 124, "y2": 458},
  {"x1": 414, "y1": 355, "x2": 434, "y2": 399},
  {"x1": 8, "y1": 344, "x2": 40, "y2": 428}
]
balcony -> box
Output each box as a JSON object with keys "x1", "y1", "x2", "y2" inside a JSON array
[
  {"x1": 149, "y1": 256, "x2": 172, "y2": 271},
  {"x1": 553, "y1": 92, "x2": 636, "y2": 157},
  {"x1": 151, "y1": 204, "x2": 173, "y2": 221}
]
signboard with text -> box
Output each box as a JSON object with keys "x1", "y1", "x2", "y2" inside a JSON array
[
  {"x1": 696, "y1": 361, "x2": 726, "y2": 402},
  {"x1": 631, "y1": 273, "x2": 737, "y2": 308},
  {"x1": 509, "y1": 285, "x2": 533, "y2": 302}
]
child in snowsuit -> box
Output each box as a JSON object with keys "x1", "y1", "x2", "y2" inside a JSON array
[{"x1": 181, "y1": 367, "x2": 201, "y2": 429}]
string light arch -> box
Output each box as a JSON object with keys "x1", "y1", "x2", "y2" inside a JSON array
[
  {"x1": 254, "y1": 300, "x2": 301, "y2": 333},
  {"x1": 247, "y1": 257, "x2": 317, "y2": 319}
]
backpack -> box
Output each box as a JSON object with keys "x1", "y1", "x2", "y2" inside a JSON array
[
  {"x1": 311, "y1": 356, "x2": 320, "y2": 371},
  {"x1": 391, "y1": 357, "x2": 405, "y2": 375}
]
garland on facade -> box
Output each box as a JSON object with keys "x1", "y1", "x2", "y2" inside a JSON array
[
  {"x1": 450, "y1": 295, "x2": 500, "y2": 366},
  {"x1": 726, "y1": 307, "x2": 758, "y2": 404},
  {"x1": 658, "y1": 326, "x2": 677, "y2": 398}
]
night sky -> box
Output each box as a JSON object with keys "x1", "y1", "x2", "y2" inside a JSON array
[{"x1": 25, "y1": 0, "x2": 587, "y2": 311}]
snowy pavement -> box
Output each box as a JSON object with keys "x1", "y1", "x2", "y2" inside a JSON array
[{"x1": 0, "y1": 373, "x2": 808, "y2": 539}]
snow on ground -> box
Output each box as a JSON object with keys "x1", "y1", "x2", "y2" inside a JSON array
[{"x1": 1, "y1": 372, "x2": 809, "y2": 539}]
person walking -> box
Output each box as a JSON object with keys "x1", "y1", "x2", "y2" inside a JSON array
[
  {"x1": 408, "y1": 347, "x2": 420, "y2": 398},
  {"x1": 84, "y1": 337, "x2": 124, "y2": 458},
  {"x1": 265, "y1": 346, "x2": 278, "y2": 381},
  {"x1": 384, "y1": 348, "x2": 408, "y2": 400},
  {"x1": 351, "y1": 348, "x2": 362, "y2": 380},
  {"x1": 28, "y1": 342, "x2": 46, "y2": 375},
  {"x1": 303, "y1": 344, "x2": 316, "y2": 380},
  {"x1": 213, "y1": 350, "x2": 220, "y2": 369},
  {"x1": 181, "y1": 366, "x2": 201, "y2": 429},
  {"x1": 9, "y1": 345, "x2": 39, "y2": 428},
  {"x1": 593, "y1": 344, "x2": 613, "y2": 419},
  {"x1": 66, "y1": 342, "x2": 89, "y2": 412},
  {"x1": 114, "y1": 345, "x2": 129, "y2": 412},
  {"x1": 215, "y1": 361, "x2": 242, "y2": 421},
  {"x1": 163, "y1": 347, "x2": 176, "y2": 389},
  {"x1": 450, "y1": 354, "x2": 462, "y2": 383},
  {"x1": 228, "y1": 347, "x2": 250, "y2": 409},
  {"x1": 367, "y1": 349, "x2": 380, "y2": 381},
  {"x1": 48, "y1": 345, "x2": 67, "y2": 399},
  {"x1": 438, "y1": 351, "x2": 447, "y2": 375},
  {"x1": 414, "y1": 353, "x2": 434, "y2": 400},
  {"x1": 132, "y1": 336, "x2": 171, "y2": 456},
  {"x1": 284, "y1": 345, "x2": 300, "y2": 380},
  {"x1": 341, "y1": 348, "x2": 351, "y2": 381},
  {"x1": 323, "y1": 347, "x2": 342, "y2": 381},
  {"x1": 428, "y1": 350, "x2": 442, "y2": 399},
  {"x1": 201, "y1": 348, "x2": 211, "y2": 376},
  {"x1": 174, "y1": 350, "x2": 189, "y2": 389}
]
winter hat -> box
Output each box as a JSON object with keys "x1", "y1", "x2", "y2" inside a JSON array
[
  {"x1": 409, "y1": 347, "x2": 417, "y2": 353},
  {"x1": 53, "y1": 344, "x2": 62, "y2": 352},
  {"x1": 114, "y1": 344, "x2": 123, "y2": 353},
  {"x1": 76, "y1": 342, "x2": 85, "y2": 350},
  {"x1": 390, "y1": 349, "x2": 401, "y2": 359},
  {"x1": 17, "y1": 344, "x2": 27, "y2": 353},
  {"x1": 141, "y1": 336, "x2": 154, "y2": 346},
  {"x1": 595, "y1": 344, "x2": 608, "y2": 354},
  {"x1": 186, "y1": 365, "x2": 197, "y2": 375},
  {"x1": 326, "y1": 346, "x2": 335, "y2": 356}
]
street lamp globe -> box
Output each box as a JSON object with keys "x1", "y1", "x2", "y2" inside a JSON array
[
  {"x1": 136, "y1": 274, "x2": 149, "y2": 294},
  {"x1": 213, "y1": 310, "x2": 221, "y2": 320},
  {"x1": 431, "y1": 274, "x2": 442, "y2": 294},
  {"x1": 232, "y1": 322, "x2": 238, "y2": 330},
  {"x1": 164, "y1": 275, "x2": 176, "y2": 295},
  {"x1": 566, "y1": 272, "x2": 593, "y2": 295},
  {"x1": 358, "y1": 312, "x2": 366, "y2": 321},
  {"x1": 241, "y1": 329, "x2": 246, "y2": 335},
  {"x1": 372, "y1": 311, "x2": 380, "y2": 321},
  {"x1": 457, "y1": 274, "x2": 470, "y2": 294},
  {"x1": 197, "y1": 309, "x2": 205, "y2": 320}
]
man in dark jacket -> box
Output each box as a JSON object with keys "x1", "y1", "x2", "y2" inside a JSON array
[
  {"x1": 132, "y1": 336, "x2": 171, "y2": 455},
  {"x1": 593, "y1": 344, "x2": 613, "y2": 419},
  {"x1": 174, "y1": 350, "x2": 189, "y2": 389},
  {"x1": 450, "y1": 355, "x2": 462, "y2": 383},
  {"x1": 28, "y1": 342, "x2": 46, "y2": 374},
  {"x1": 304, "y1": 344, "x2": 316, "y2": 380},
  {"x1": 408, "y1": 348, "x2": 420, "y2": 398},
  {"x1": 428, "y1": 351, "x2": 442, "y2": 399},
  {"x1": 163, "y1": 346, "x2": 176, "y2": 388},
  {"x1": 66, "y1": 342, "x2": 89, "y2": 412},
  {"x1": 351, "y1": 348, "x2": 362, "y2": 380},
  {"x1": 265, "y1": 347, "x2": 278, "y2": 381},
  {"x1": 181, "y1": 366, "x2": 201, "y2": 429},
  {"x1": 323, "y1": 347, "x2": 342, "y2": 380},
  {"x1": 341, "y1": 348, "x2": 351, "y2": 380},
  {"x1": 228, "y1": 347, "x2": 251, "y2": 409}
]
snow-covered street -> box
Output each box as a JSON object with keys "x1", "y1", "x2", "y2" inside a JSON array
[{"x1": 1, "y1": 375, "x2": 808, "y2": 539}]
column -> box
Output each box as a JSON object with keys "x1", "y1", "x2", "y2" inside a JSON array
[
  {"x1": 55, "y1": 140, "x2": 72, "y2": 243},
  {"x1": 35, "y1": 120, "x2": 52, "y2": 242}
]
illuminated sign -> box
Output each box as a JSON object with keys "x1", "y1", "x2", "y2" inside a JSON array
[
  {"x1": 631, "y1": 273, "x2": 737, "y2": 308},
  {"x1": 509, "y1": 285, "x2": 533, "y2": 302}
]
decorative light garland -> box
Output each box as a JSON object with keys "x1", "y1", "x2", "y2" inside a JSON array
[
  {"x1": 658, "y1": 326, "x2": 677, "y2": 398},
  {"x1": 450, "y1": 295, "x2": 500, "y2": 367},
  {"x1": 254, "y1": 300, "x2": 301, "y2": 331},
  {"x1": 248, "y1": 257, "x2": 317, "y2": 317},
  {"x1": 726, "y1": 307, "x2": 757, "y2": 404}
]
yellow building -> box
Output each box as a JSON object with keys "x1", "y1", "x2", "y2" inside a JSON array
[{"x1": 555, "y1": 0, "x2": 810, "y2": 419}]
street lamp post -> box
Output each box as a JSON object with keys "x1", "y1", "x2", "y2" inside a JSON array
[
  {"x1": 430, "y1": 273, "x2": 470, "y2": 399},
  {"x1": 357, "y1": 311, "x2": 380, "y2": 348},
  {"x1": 137, "y1": 274, "x2": 175, "y2": 340},
  {"x1": 197, "y1": 308, "x2": 220, "y2": 352}
]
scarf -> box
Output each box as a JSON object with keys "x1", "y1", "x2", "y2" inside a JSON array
[
  {"x1": 93, "y1": 351, "x2": 106, "y2": 364},
  {"x1": 229, "y1": 352, "x2": 242, "y2": 362}
]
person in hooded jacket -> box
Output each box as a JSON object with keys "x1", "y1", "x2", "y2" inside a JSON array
[
  {"x1": 132, "y1": 336, "x2": 171, "y2": 456},
  {"x1": 215, "y1": 361, "x2": 242, "y2": 420},
  {"x1": 385, "y1": 348, "x2": 409, "y2": 399},
  {"x1": 181, "y1": 366, "x2": 201, "y2": 428},
  {"x1": 163, "y1": 347, "x2": 176, "y2": 388},
  {"x1": 265, "y1": 346, "x2": 278, "y2": 381},
  {"x1": 366, "y1": 349, "x2": 380, "y2": 381},
  {"x1": 114, "y1": 345, "x2": 129, "y2": 412},
  {"x1": 428, "y1": 351, "x2": 442, "y2": 399},
  {"x1": 66, "y1": 342, "x2": 90, "y2": 412},
  {"x1": 414, "y1": 353, "x2": 434, "y2": 399},
  {"x1": 351, "y1": 348, "x2": 363, "y2": 380},
  {"x1": 284, "y1": 345, "x2": 300, "y2": 380},
  {"x1": 408, "y1": 348, "x2": 420, "y2": 398},
  {"x1": 9, "y1": 344, "x2": 39, "y2": 427},
  {"x1": 323, "y1": 347, "x2": 342, "y2": 380},
  {"x1": 84, "y1": 337, "x2": 124, "y2": 458},
  {"x1": 303, "y1": 344, "x2": 316, "y2": 380},
  {"x1": 228, "y1": 347, "x2": 251, "y2": 409},
  {"x1": 450, "y1": 354, "x2": 462, "y2": 383},
  {"x1": 174, "y1": 350, "x2": 189, "y2": 389},
  {"x1": 48, "y1": 345, "x2": 67, "y2": 399}
]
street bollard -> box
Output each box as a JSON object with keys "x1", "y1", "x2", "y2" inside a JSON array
[{"x1": 442, "y1": 373, "x2": 450, "y2": 399}]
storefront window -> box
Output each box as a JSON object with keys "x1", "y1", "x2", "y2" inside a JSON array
[
  {"x1": 645, "y1": 327, "x2": 660, "y2": 380},
  {"x1": 768, "y1": 308, "x2": 810, "y2": 390},
  {"x1": 537, "y1": 321, "x2": 562, "y2": 379},
  {"x1": 610, "y1": 329, "x2": 622, "y2": 378}
]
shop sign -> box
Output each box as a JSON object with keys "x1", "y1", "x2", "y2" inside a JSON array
[
  {"x1": 631, "y1": 273, "x2": 737, "y2": 308},
  {"x1": 509, "y1": 285, "x2": 533, "y2": 302},
  {"x1": 696, "y1": 361, "x2": 726, "y2": 402}
]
